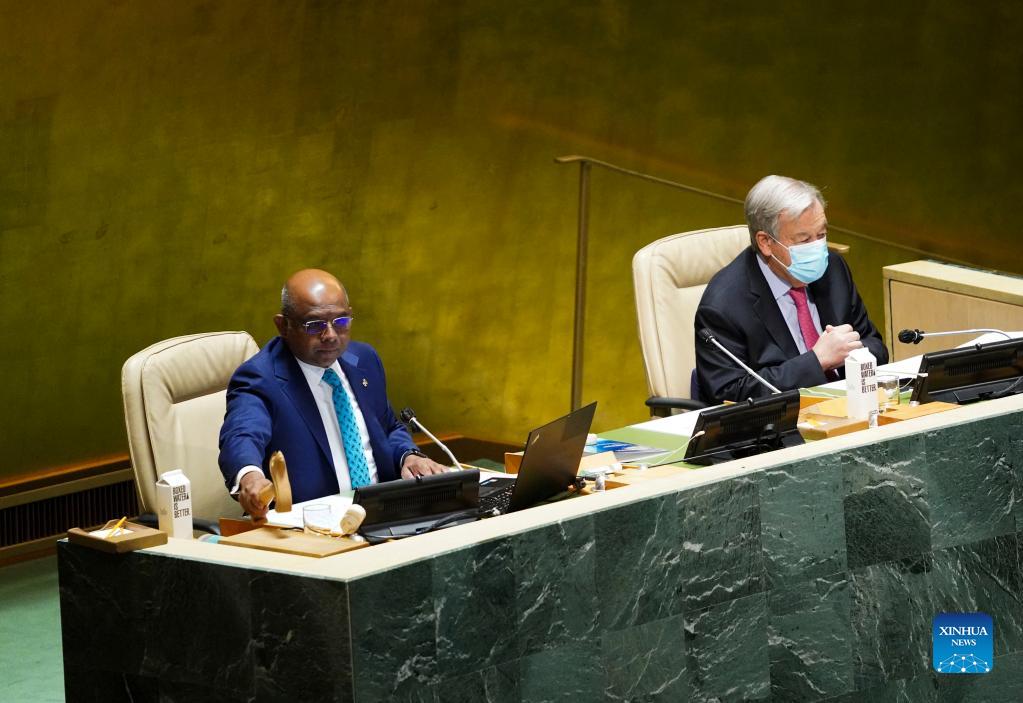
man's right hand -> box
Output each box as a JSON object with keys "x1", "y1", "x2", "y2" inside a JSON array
[
  {"x1": 813, "y1": 323, "x2": 863, "y2": 371},
  {"x1": 238, "y1": 471, "x2": 273, "y2": 519}
]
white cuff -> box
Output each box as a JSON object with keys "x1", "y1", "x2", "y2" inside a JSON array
[{"x1": 231, "y1": 465, "x2": 264, "y2": 494}]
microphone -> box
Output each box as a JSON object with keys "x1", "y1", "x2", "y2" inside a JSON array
[
  {"x1": 698, "y1": 328, "x2": 782, "y2": 394},
  {"x1": 898, "y1": 328, "x2": 1011, "y2": 345},
  {"x1": 399, "y1": 407, "x2": 462, "y2": 470}
]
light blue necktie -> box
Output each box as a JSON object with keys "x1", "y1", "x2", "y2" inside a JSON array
[{"x1": 321, "y1": 368, "x2": 372, "y2": 488}]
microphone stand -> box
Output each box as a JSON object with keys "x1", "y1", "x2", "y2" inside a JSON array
[
  {"x1": 698, "y1": 329, "x2": 782, "y2": 394},
  {"x1": 898, "y1": 328, "x2": 1011, "y2": 345},
  {"x1": 400, "y1": 408, "x2": 462, "y2": 469}
]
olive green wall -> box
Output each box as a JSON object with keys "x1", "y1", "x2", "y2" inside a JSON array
[{"x1": 2, "y1": 1, "x2": 1022, "y2": 478}]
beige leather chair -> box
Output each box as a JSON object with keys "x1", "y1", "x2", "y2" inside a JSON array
[
  {"x1": 633, "y1": 225, "x2": 750, "y2": 415},
  {"x1": 121, "y1": 331, "x2": 259, "y2": 526}
]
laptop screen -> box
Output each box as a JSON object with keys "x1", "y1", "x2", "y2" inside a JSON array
[{"x1": 508, "y1": 401, "x2": 597, "y2": 512}]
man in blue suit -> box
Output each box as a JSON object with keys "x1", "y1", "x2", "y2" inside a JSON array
[{"x1": 219, "y1": 268, "x2": 446, "y2": 518}]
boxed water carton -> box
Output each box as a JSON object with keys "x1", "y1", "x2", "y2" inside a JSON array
[
  {"x1": 156, "y1": 469, "x2": 193, "y2": 539},
  {"x1": 845, "y1": 347, "x2": 879, "y2": 426}
]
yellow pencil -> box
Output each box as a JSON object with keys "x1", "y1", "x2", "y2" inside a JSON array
[{"x1": 107, "y1": 516, "x2": 127, "y2": 539}]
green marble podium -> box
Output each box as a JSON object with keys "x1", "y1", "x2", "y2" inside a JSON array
[{"x1": 59, "y1": 394, "x2": 1023, "y2": 702}]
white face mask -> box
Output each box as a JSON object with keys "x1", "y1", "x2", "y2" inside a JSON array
[{"x1": 772, "y1": 236, "x2": 829, "y2": 284}]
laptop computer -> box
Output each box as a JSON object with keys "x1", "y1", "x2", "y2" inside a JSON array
[
  {"x1": 478, "y1": 401, "x2": 597, "y2": 514},
  {"x1": 354, "y1": 402, "x2": 597, "y2": 540}
]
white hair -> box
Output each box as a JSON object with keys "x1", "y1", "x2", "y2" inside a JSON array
[{"x1": 744, "y1": 175, "x2": 826, "y2": 248}]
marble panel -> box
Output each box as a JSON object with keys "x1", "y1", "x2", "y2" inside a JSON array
[
  {"x1": 66, "y1": 673, "x2": 250, "y2": 703},
  {"x1": 601, "y1": 613, "x2": 689, "y2": 702},
  {"x1": 58, "y1": 542, "x2": 255, "y2": 700},
  {"x1": 512, "y1": 516, "x2": 598, "y2": 657},
  {"x1": 821, "y1": 673, "x2": 940, "y2": 702},
  {"x1": 251, "y1": 570, "x2": 352, "y2": 702},
  {"x1": 426, "y1": 661, "x2": 520, "y2": 703},
  {"x1": 843, "y1": 434, "x2": 931, "y2": 569},
  {"x1": 994, "y1": 411, "x2": 1023, "y2": 534},
  {"x1": 927, "y1": 533, "x2": 1023, "y2": 657},
  {"x1": 850, "y1": 531, "x2": 1023, "y2": 696},
  {"x1": 679, "y1": 474, "x2": 765, "y2": 611},
  {"x1": 151, "y1": 678, "x2": 253, "y2": 703},
  {"x1": 519, "y1": 639, "x2": 604, "y2": 703},
  {"x1": 63, "y1": 670, "x2": 159, "y2": 703},
  {"x1": 433, "y1": 538, "x2": 517, "y2": 678},
  {"x1": 850, "y1": 553, "x2": 934, "y2": 690},
  {"x1": 59, "y1": 542, "x2": 156, "y2": 677},
  {"x1": 136, "y1": 552, "x2": 255, "y2": 693},
  {"x1": 369, "y1": 682, "x2": 434, "y2": 703},
  {"x1": 769, "y1": 573, "x2": 854, "y2": 701},
  {"x1": 833, "y1": 649, "x2": 1023, "y2": 702},
  {"x1": 932, "y1": 649, "x2": 1023, "y2": 702},
  {"x1": 684, "y1": 591, "x2": 770, "y2": 702},
  {"x1": 923, "y1": 416, "x2": 1018, "y2": 550},
  {"x1": 760, "y1": 455, "x2": 848, "y2": 588},
  {"x1": 350, "y1": 560, "x2": 436, "y2": 701},
  {"x1": 595, "y1": 496, "x2": 685, "y2": 633}
]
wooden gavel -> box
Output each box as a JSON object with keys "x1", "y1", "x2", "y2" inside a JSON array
[{"x1": 257, "y1": 451, "x2": 293, "y2": 513}]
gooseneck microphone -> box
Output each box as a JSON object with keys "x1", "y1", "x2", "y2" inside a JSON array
[
  {"x1": 399, "y1": 407, "x2": 461, "y2": 470},
  {"x1": 698, "y1": 328, "x2": 782, "y2": 395},
  {"x1": 898, "y1": 328, "x2": 1011, "y2": 345}
]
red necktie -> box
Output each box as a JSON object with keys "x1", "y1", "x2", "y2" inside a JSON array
[
  {"x1": 787, "y1": 287, "x2": 820, "y2": 350},
  {"x1": 788, "y1": 287, "x2": 837, "y2": 380}
]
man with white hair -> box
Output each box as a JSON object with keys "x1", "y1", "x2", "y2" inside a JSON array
[{"x1": 694, "y1": 175, "x2": 887, "y2": 404}]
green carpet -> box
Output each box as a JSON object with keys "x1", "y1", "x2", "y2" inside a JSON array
[{"x1": 0, "y1": 556, "x2": 64, "y2": 702}]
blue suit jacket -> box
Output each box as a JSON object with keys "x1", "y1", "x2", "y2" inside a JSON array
[{"x1": 218, "y1": 337, "x2": 416, "y2": 504}]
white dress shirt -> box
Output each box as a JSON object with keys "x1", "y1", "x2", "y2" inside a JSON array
[
  {"x1": 756, "y1": 255, "x2": 823, "y2": 354},
  {"x1": 232, "y1": 357, "x2": 379, "y2": 493}
]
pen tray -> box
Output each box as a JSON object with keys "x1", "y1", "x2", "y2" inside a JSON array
[{"x1": 67, "y1": 522, "x2": 168, "y2": 554}]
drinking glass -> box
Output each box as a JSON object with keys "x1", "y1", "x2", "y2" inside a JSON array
[
  {"x1": 303, "y1": 504, "x2": 333, "y2": 536},
  {"x1": 877, "y1": 373, "x2": 901, "y2": 411}
]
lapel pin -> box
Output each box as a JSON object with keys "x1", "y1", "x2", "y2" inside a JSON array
[{"x1": 362, "y1": 378, "x2": 369, "y2": 388}]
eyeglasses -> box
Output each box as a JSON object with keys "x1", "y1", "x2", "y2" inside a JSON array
[{"x1": 291, "y1": 316, "x2": 355, "y2": 335}]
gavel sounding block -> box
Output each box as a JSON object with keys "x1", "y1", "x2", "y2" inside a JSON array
[{"x1": 219, "y1": 527, "x2": 368, "y2": 558}]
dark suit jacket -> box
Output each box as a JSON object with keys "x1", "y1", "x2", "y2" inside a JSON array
[
  {"x1": 218, "y1": 337, "x2": 416, "y2": 504},
  {"x1": 694, "y1": 248, "x2": 888, "y2": 404}
]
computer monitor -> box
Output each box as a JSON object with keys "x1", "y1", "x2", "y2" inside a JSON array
[
  {"x1": 354, "y1": 469, "x2": 480, "y2": 543},
  {"x1": 910, "y1": 337, "x2": 1023, "y2": 405},
  {"x1": 683, "y1": 389, "x2": 804, "y2": 465}
]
